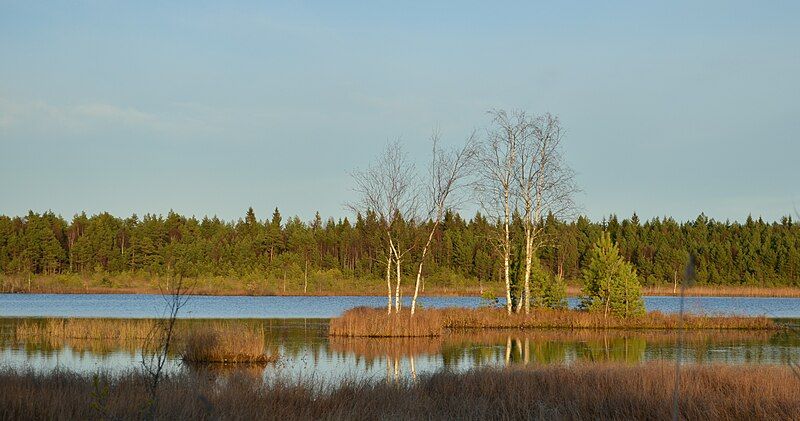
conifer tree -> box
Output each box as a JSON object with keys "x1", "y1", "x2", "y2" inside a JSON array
[{"x1": 580, "y1": 232, "x2": 645, "y2": 318}]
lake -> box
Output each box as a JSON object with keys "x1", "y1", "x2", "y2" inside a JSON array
[
  {"x1": 1, "y1": 294, "x2": 799, "y2": 383},
  {"x1": 2, "y1": 293, "x2": 800, "y2": 318}
]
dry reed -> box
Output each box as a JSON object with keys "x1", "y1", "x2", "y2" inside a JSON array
[
  {"x1": 14, "y1": 318, "x2": 157, "y2": 341},
  {"x1": 13, "y1": 319, "x2": 277, "y2": 363},
  {"x1": 0, "y1": 363, "x2": 797, "y2": 420},
  {"x1": 180, "y1": 325, "x2": 275, "y2": 364},
  {"x1": 328, "y1": 307, "x2": 444, "y2": 337}
]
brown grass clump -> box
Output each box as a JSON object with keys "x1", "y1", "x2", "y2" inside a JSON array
[
  {"x1": 0, "y1": 363, "x2": 797, "y2": 420},
  {"x1": 181, "y1": 325, "x2": 275, "y2": 364},
  {"x1": 330, "y1": 307, "x2": 778, "y2": 337}
]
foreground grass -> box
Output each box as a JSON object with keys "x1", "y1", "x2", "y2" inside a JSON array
[
  {"x1": 0, "y1": 363, "x2": 797, "y2": 420},
  {"x1": 329, "y1": 307, "x2": 778, "y2": 337}
]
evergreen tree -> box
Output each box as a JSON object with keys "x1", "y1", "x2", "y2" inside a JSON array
[
  {"x1": 580, "y1": 232, "x2": 645, "y2": 318},
  {"x1": 531, "y1": 257, "x2": 567, "y2": 309}
]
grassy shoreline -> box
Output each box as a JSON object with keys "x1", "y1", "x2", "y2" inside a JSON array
[
  {"x1": 3, "y1": 273, "x2": 800, "y2": 297},
  {"x1": 1, "y1": 363, "x2": 797, "y2": 420}
]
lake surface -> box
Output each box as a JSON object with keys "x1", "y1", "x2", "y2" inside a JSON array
[
  {"x1": 2, "y1": 294, "x2": 799, "y2": 382},
  {"x1": 2, "y1": 318, "x2": 799, "y2": 383},
  {"x1": 2, "y1": 293, "x2": 800, "y2": 318}
]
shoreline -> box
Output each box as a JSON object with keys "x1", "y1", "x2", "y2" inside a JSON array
[{"x1": 3, "y1": 284, "x2": 800, "y2": 298}]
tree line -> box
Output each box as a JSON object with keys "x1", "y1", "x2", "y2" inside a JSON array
[
  {"x1": 2, "y1": 108, "x2": 798, "y2": 316},
  {"x1": 1, "y1": 208, "x2": 797, "y2": 288}
]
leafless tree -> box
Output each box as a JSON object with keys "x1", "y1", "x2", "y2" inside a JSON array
[
  {"x1": 477, "y1": 110, "x2": 522, "y2": 314},
  {"x1": 514, "y1": 112, "x2": 578, "y2": 314},
  {"x1": 410, "y1": 130, "x2": 478, "y2": 315},
  {"x1": 349, "y1": 141, "x2": 419, "y2": 314},
  {"x1": 141, "y1": 274, "x2": 193, "y2": 419}
]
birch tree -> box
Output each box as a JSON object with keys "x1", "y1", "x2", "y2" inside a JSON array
[
  {"x1": 478, "y1": 110, "x2": 522, "y2": 314},
  {"x1": 349, "y1": 141, "x2": 418, "y2": 314},
  {"x1": 515, "y1": 113, "x2": 577, "y2": 314},
  {"x1": 410, "y1": 130, "x2": 478, "y2": 315}
]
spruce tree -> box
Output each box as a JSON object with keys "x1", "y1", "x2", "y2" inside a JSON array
[{"x1": 580, "y1": 232, "x2": 645, "y2": 318}]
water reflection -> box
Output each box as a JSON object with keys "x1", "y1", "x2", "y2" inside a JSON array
[{"x1": 1, "y1": 318, "x2": 798, "y2": 383}]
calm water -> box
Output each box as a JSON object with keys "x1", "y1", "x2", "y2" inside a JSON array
[
  {"x1": 1, "y1": 294, "x2": 799, "y2": 382},
  {"x1": 2, "y1": 293, "x2": 800, "y2": 318},
  {"x1": 2, "y1": 318, "x2": 799, "y2": 383}
]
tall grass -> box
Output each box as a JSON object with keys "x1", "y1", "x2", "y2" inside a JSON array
[
  {"x1": 329, "y1": 307, "x2": 778, "y2": 337},
  {"x1": 13, "y1": 319, "x2": 276, "y2": 363},
  {"x1": 0, "y1": 363, "x2": 797, "y2": 420},
  {"x1": 14, "y1": 318, "x2": 157, "y2": 341},
  {"x1": 329, "y1": 307, "x2": 444, "y2": 337}
]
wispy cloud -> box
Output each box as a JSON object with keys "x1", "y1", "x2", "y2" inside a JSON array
[{"x1": 0, "y1": 98, "x2": 210, "y2": 137}]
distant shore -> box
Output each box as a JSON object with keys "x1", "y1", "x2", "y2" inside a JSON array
[{"x1": 2, "y1": 275, "x2": 800, "y2": 298}]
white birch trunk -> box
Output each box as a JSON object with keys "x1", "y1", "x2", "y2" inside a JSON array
[
  {"x1": 390, "y1": 239, "x2": 402, "y2": 312},
  {"x1": 504, "y1": 198, "x2": 513, "y2": 314},
  {"x1": 521, "y1": 229, "x2": 533, "y2": 314},
  {"x1": 395, "y1": 252, "x2": 402, "y2": 312},
  {"x1": 386, "y1": 239, "x2": 394, "y2": 314},
  {"x1": 411, "y1": 222, "x2": 438, "y2": 315}
]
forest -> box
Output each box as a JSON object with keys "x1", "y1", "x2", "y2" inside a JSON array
[{"x1": 1, "y1": 208, "x2": 798, "y2": 289}]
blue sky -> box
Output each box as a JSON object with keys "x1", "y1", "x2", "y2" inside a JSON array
[{"x1": 1, "y1": 1, "x2": 798, "y2": 223}]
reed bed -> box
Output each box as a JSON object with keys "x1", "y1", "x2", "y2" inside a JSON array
[
  {"x1": 181, "y1": 325, "x2": 275, "y2": 364},
  {"x1": 14, "y1": 318, "x2": 158, "y2": 341},
  {"x1": 329, "y1": 307, "x2": 778, "y2": 337},
  {"x1": 641, "y1": 284, "x2": 800, "y2": 298},
  {"x1": 13, "y1": 319, "x2": 277, "y2": 363},
  {"x1": 0, "y1": 363, "x2": 797, "y2": 420},
  {"x1": 328, "y1": 307, "x2": 444, "y2": 337}
]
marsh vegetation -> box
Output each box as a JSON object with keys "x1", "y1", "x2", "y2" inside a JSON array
[{"x1": 0, "y1": 363, "x2": 797, "y2": 420}]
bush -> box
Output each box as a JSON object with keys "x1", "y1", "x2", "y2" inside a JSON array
[{"x1": 181, "y1": 325, "x2": 274, "y2": 364}]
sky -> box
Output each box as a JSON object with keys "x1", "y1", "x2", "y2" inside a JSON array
[{"x1": 1, "y1": 1, "x2": 798, "y2": 223}]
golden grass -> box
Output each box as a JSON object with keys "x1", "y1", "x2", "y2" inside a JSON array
[
  {"x1": 642, "y1": 284, "x2": 800, "y2": 298},
  {"x1": 181, "y1": 325, "x2": 275, "y2": 364},
  {"x1": 328, "y1": 307, "x2": 444, "y2": 337},
  {"x1": 329, "y1": 307, "x2": 778, "y2": 337},
  {"x1": 14, "y1": 318, "x2": 157, "y2": 341},
  {"x1": 0, "y1": 363, "x2": 797, "y2": 420},
  {"x1": 565, "y1": 284, "x2": 800, "y2": 298}
]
